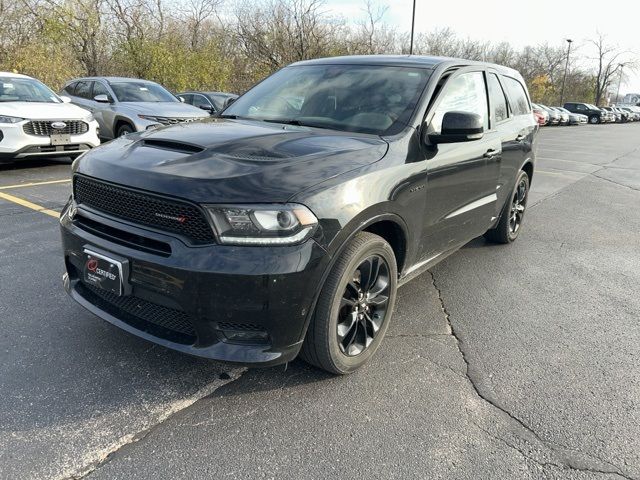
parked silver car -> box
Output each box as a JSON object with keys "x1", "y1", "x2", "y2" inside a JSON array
[{"x1": 61, "y1": 77, "x2": 208, "y2": 139}]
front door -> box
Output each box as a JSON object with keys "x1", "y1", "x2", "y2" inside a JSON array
[{"x1": 419, "y1": 69, "x2": 502, "y2": 259}]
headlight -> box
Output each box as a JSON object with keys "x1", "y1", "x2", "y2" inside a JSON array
[
  {"x1": 138, "y1": 114, "x2": 160, "y2": 122},
  {"x1": 0, "y1": 115, "x2": 24, "y2": 124},
  {"x1": 205, "y1": 204, "x2": 318, "y2": 245}
]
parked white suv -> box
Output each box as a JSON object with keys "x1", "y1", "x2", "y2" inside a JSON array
[{"x1": 0, "y1": 72, "x2": 99, "y2": 162}]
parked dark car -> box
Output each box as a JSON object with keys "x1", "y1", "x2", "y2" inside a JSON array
[
  {"x1": 563, "y1": 102, "x2": 607, "y2": 124},
  {"x1": 60, "y1": 56, "x2": 537, "y2": 374},
  {"x1": 176, "y1": 91, "x2": 239, "y2": 115}
]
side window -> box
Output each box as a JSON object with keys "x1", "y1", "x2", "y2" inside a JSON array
[
  {"x1": 576, "y1": 104, "x2": 587, "y2": 111},
  {"x1": 429, "y1": 71, "x2": 488, "y2": 134},
  {"x1": 487, "y1": 73, "x2": 509, "y2": 124},
  {"x1": 193, "y1": 94, "x2": 214, "y2": 111},
  {"x1": 63, "y1": 83, "x2": 76, "y2": 95},
  {"x1": 75, "y1": 81, "x2": 92, "y2": 99},
  {"x1": 178, "y1": 94, "x2": 193, "y2": 105},
  {"x1": 92, "y1": 82, "x2": 111, "y2": 100},
  {"x1": 503, "y1": 76, "x2": 530, "y2": 116}
]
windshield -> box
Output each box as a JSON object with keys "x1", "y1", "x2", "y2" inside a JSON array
[
  {"x1": 0, "y1": 76, "x2": 61, "y2": 103},
  {"x1": 109, "y1": 82, "x2": 178, "y2": 103},
  {"x1": 223, "y1": 65, "x2": 431, "y2": 135}
]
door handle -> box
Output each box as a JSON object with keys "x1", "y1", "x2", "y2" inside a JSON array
[
  {"x1": 515, "y1": 134, "x2": 525, "y2": 142},
  {"x1": 483, "y1": 149, "x2": 499, "y2": 159}
]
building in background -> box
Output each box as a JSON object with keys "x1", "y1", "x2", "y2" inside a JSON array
[{"x1": 623, "y1": 93, "x2": 640, "y2": 105}]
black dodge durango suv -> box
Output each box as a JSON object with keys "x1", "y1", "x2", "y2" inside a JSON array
[{"x1": 60, "y1": 56, "x2": 537, "y2": 374}]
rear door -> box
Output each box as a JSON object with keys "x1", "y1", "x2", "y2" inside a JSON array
[
  {"x1": 419, "y1": 68, "x2": 502, "y2": 259},
  {"x1": 491, "y1": 73, "x2": 535, "y2": 214}
]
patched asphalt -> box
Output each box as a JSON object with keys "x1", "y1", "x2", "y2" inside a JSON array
[{"x1": 1, "y1": 124, "x2": 639, "y2": 479}]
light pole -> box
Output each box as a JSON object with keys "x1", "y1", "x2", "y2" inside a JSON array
[
  {"x1": 409, "y1": 0, "x2": 416, "y2": 55},
  {"x1": 559, "y1": 38, "x2": 573, "y2": 106},
  {"x1": 615, "y1": 63, "x2": 626, "y2": 104}
]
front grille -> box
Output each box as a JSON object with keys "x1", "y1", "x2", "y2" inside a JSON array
[
  {"x1": 217, "y1": 322, "x2": 265, "y2": 332},
  {"x1": 74, "y1": 175, "x2": 215, "y2": 244},
  {"x1": 24, "y1": 120, "x2": 89, "y2": 136},
  {"x1": 79, "y1": 282, "x2": 197, "y2": 341}
]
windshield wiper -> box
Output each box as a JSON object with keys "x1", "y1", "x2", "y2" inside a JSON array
[{"x1": 261, "y1": 118, "x2": 334, "y2": 131}]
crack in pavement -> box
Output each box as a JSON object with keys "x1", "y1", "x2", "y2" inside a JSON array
[
  {"x1": 60, "y1": 369, "x2": 247, "y2": 480},
  {"x1": 427, "y1": 270, "x2": 634, "y2": 480}
]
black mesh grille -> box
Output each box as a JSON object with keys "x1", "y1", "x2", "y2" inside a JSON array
[
  {"x1": 217, "y1": 322, "x2": 265, "y2": 332},
  {"x1": 74, "y1": 175, "x2": 215, "y2": 244},
  {"x1": 79, "y1": 282, "x2": 196, "y2": 340},
  {"x1": 24, "y1": 120, "x2": 89, "y2": 136}
]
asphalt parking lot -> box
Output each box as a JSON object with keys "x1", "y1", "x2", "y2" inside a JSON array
[{"x1": 1, "y1": 124, "x2": 639, "y2": 480}]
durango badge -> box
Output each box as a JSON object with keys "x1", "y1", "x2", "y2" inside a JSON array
[{"x1": 154, "y1": 212, "x2": 187, "y2": 223}]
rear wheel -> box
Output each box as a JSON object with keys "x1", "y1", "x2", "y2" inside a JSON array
[
  {"x1": 484, "y1": 170, "x2": 530, "y2": 244},
  {"x1": 300, "y1": 232, "x2": 397, "y2": 374}
]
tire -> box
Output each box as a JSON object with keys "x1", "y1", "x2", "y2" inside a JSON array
[
  {"x1": 116, "y1": 123, "x2": 135, "y2": 137},
  {"x1": 589, "y1": 115, "x2": 600, "y2": 124},
  {"x1": 484, "y1": 170, "x2": 530, "y2": 244},
  {"x1": 299, "y1": 232, "x2": 398, "y2": 374}
]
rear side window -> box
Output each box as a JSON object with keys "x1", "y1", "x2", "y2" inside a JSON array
[
  {"x1": 429, "y1": 71, "x2": 488, "y2": 133},
  {"x1": 75, "y1": 81, "x2": 92, "y2": 99},
  {"x1": 503, "y1": 76, "x2": 530, "y2": 115},
  {"x1": 487, "y1": 73, "x2": 509, "y2": 124},
  {"x1": 63, "y1": 83, "x2": 76, "y2": 95},
  {"x1": 178, "y1": 94, "x2": 193, "y2": 105}
]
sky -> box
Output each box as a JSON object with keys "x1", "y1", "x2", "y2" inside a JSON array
[{"x1": 324, "y1": 0, "x2": 640, "y2": 94}]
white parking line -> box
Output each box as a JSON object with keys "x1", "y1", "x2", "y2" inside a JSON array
[{"x1": 0, "y1": 179, "x2": 71, "y2": 190}]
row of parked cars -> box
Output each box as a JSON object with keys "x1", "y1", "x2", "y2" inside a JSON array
[
  {"x1": 533, "y1": 101, "x2": 640, "y2": 127},
  {"x1": 0, "y1": 72, "x2": 237, "y2": 161}
]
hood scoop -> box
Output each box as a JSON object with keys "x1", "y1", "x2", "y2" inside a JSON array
[{"x1": 141, "y1": 139, "x2": 204, "y2": 154}]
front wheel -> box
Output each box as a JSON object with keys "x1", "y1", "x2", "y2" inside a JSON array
[
  {"x1": 589, "y1": 115, "x2": 600, "y2": 124},
  {"x1": 484, "y1": 170, "x2": 530, "y2": 244},
  {"x1": 300, "y1": 232, "x2": 398, "y2": 374}
]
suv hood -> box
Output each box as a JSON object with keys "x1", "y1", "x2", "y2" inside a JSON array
[
  {"x1": 119, "y1": 102, "x2": 207, "y2": 118},
  {"x1": 1, "y1": 102, "x2": 90, "y2": 120},
  {"x1": 75, "y1": 119, "x2": 389, "y2": 203}
]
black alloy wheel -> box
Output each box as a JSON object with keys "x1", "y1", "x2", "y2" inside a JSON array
[
  {"x1": 509, "y1": 176, "x2": 528, "y2": 236},
  {"x1": 337, "y1": 255, "x2": 391, "y2": 356},
  {"x1": 300, "y1": 232, "x2": 398, "y2": 374},
  {"x1": 484, "y1": 169, "x2": 530, "y2": 244}
]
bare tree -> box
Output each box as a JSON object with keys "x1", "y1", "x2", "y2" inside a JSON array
[{"x1": 590, "y1": 33, "x2": 627, "y2": 105}]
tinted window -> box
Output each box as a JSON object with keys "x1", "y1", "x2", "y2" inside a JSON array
[
  {"x1": 63, "y1": 83, "x2": 76, "y2": 95},
  {"x1": 503, "y1": 77, "x2": 530, "y2": 115},
  {"x1": 75, "y1": 81, "x2": 92, "y2": 99},
  {"x1": 193, "y1": 94, "x2": 214, "y2": 111},
  {"x1": 429, "y1": 71, "x2": 488, "y2": 134},
  {"x1": 487, "y1": 73, "x2": 508, "y2": 124},
  {"x1": 178, "y1": 94, "x2": 193, "y2": 104},
  {"x1": 575, "y1": 104, "x2": 587, "y2": 111},
  {"x1": 224, "y1": 65, "x2": 431, "y2": 135},
  {"x1": 92, "y1": 81, "x2": 110, "y2": 100}
]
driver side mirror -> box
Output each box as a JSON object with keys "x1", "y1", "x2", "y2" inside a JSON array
[
  {"x1": 94, "y1": 94, "x2": 111, "y2": 103},
  {"x1": 428, "y1": 111, "x2": 484, "y2": 144},
  {"x1": 199, "y1": 105, "x2": 215, "y2": 114}
]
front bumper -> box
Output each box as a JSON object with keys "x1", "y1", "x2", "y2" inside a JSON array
[
  {"x1": 60, "y1": 203, "x2": 330, "y2": 366},
  {"x1": 0, "y1": 120, "x2": 100, "y2": 160}
]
